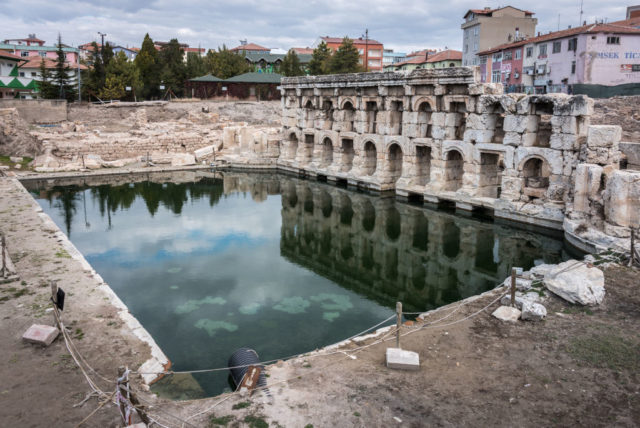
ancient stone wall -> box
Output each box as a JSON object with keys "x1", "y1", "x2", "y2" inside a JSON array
[
  {"x1": 0, "y1": 99, "x2": 67, "y2": 123},
  {"x1": 276, "y1": 68, "x2": 639, "y2": 250}
]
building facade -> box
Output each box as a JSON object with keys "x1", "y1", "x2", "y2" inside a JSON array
[
  {"x1": 230, "y1": 42, "x2": 271, "y2": 55},
  {"x1": 385, "y1": 50, "x2": 462, "y2": 71},
  {"x1": 461, "y1": 6, "x2": 537, "y2": 67},
  {"x1": 318, "y1": 37, "x2": 384, "y2": 71},
  {"x1": 0, "y1": 37, "x2": 80, "y2": 64},
  {"x1": 0, "y1": 51, "x2": 37, "y2": 98},
  {"x1": 478, "y1": 20, "x2": 640, "y2": 95}
]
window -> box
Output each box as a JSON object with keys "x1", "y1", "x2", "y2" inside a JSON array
[
  {"x1": 31, "y1": 72, "x2": 36, "y2": 77},
  {"x1": 526, "y1": 46, "x2": 533, "y2": 58},
  {"x1": 21, "y1": 51, "x2": 29, "y2": 57},
  {"x1": 368, "y1": 49, "x2": 381, "y2": 57},
  {"x1": 465, "y1": 30, "x2": 469, "y2": 40},
  {"x1": 473, "y1": 42, "x2": 478, "y2": 51},
  {"x1": 633, "y1": 64, "x2": 640, "y2": 72},
  {"x1": 492, "y1": 52, "x2": 502, "y2": 62},
  {"x1": 368, "y1": 59, "x2": 380, "y2": 66},
  {"x1": 571, "y1": 61, "x2": 576, "y2": 74},
  {"x1": 538, "y1": 44, "x2": 547, "y2": 57},
  {"x1": 552, "y1": 41, "x2": 561, "y2": 53},
  {"x1": 39, "y1": 51, "x2": 46, "y2": 57},
  {"x1": 515, "y1": 49, "x2": 521, "y2": 59},
  {"x1": 358, "y1": 48, "x2": 364, "y2": 55},
  {"x1": 504, "y1": 51, "x2": 512, "y2": 60},
  {"x1": 19, "y1": 72, "x2": 25, "y2": 77},
  {"x1": 479, "y1": 56, "x2": 487, "y2": 64},
  {"x1": 473, "y1": 57, "x2": 479, "y2": 65},
  {"x1": 464, "y1": 44, "x2": 468, "y2": 53},
  {"x1": 474, "y1": 26, "x2": 479, "y2": 36},
  {"x1": 491, "y1": 70, "x2": 501, "y2": 83},
  {"x1": 606, "y1": 36, "x2": 620, "y2": 45},
  {"x1": 568, "y1": 38, "x2": 578, "y2": 51}
]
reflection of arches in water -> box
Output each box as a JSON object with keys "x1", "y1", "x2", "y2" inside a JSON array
[
  {"x1": 411, "y1": 264, "x2": 426, "y2": 290},
  {"x1": 320, "y1": 191, "x2": 332, "y2": 218},
  {"x1": 339, "y1": 196, "x2": 354, "y2": 226},
  {"x1": 362, "y1": 201, "x2": 376, "y2": 232},
  {"x1": 285, "y1": 188, "x2": 298, "y2": 208},
  {"x1": 304, "y1": 193, "x2": 314, "y2": 214},
  {"x1": 384, "y1": 247, "x2": 398, "y2": 281},
  {"x1": 362, "y1": 240, "x2": 375, "y2": 269},
  {"x1": 341, "y1": 242, "x2": 354, "y2": 260},
  {"x1": 475, "y1": 229, "x2": 498, "y2": 274},
  {"x1": 385, "y1": 207, "x2": 401, "y2": 241},
  {"x1": 320, "y1": 227, "x2": 332, "y2": 254},
  {"x1": 442, "y1": 221, "x2": 461, "y2": 259},
  {"x1": 412, "y1": 214, "x2": 429, "y2": 251},
  {"x1": 442, "y1": 267, "x2": 462, "y2": 302}
]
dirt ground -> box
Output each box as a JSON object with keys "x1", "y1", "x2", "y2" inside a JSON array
[{"x1": 1, "y1": 170, "x2": 639, "y2": 427}]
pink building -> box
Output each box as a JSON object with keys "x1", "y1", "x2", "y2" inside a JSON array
[
  {"x1": 0, "y1": 35, "x2": 80, "y2": 65},
  {"x1": 478, "y1": 17, "x2": 640, "y2": 96}
]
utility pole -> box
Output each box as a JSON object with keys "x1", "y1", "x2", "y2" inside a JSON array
[
  {"x1": 98, "y1": 32, "x2": 107, "y2": 57},
  {"x1": 363, "y1": 29, "x2": 369, "y2": 72},
  {"x1": 579, "y1": 0, "x2": 584, "y2": 27}
]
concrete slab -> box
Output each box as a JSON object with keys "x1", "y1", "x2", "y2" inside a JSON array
[
  {"x1": 386, "y1": 347, "x2": 420, "y2": 371},
  {"x1": 491, "y1": 305, "x2": 521, "y2": 322},
  {"x1": 22, "y1": 324, "x2": 59, "y2": 346}
]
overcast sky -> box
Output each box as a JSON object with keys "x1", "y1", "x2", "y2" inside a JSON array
[{"x1": 0, "y1": 0, "x2": 633, "y2": 54}]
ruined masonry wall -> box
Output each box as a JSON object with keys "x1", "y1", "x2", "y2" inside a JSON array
[{"x1": 274, "y1": 68, "x2": 638, "y2": 249}]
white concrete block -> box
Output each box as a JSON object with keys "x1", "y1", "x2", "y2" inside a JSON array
[
  {"x1": 386, "y1": 347, "x2": 420, "y2": 370},
  {"x1": 491, "y1": 305, "x2": 521, "y2": 322},
  {"x1": 22, "y1": 324, "x2": 59, "y2": 346}
]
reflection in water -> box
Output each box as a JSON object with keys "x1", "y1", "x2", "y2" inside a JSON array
[{"x1": 25, "y1": 171, "x2": 575, "y2": 397}]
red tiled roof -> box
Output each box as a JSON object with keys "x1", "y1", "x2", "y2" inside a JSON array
[
  {"x1": 427, "y1": 49, "x2": 462, "y2": 62},
  {"x1": 478, "y1": 21, "x2": 640, "y2": 55},
  {"x1": 292, "y1": 47, "x2": 314, "y2": 55},
  {"x1": 464, "y1": 6, "x2": 534, "y2": 18},
  {"x1": 230, "y1": 43, "x2": 269, "y2": 52},
  {"x1": 320, "y1": 37, "x2": 383, "y2": 46},
  {"x1": 184, "y1": 47, "x2": 205, "y2": 53},
  {"x1": 20, "y1": 57, "x2": 88, "y2": 70},
  {"x1": 0, "y1": 51, "x2": 26, "y2": 61},
  {"x1": 79, "y1": 42, "x2": 101, "y2": 51},
  {"x1": 609, "y1": 17, "x2": 640, "y2": 28}
]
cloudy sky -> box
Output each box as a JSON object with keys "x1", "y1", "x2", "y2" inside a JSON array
[{"x1": 0, "y1": 0, "x2": 633, "y2": 53}]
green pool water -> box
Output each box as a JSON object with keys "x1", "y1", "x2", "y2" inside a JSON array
[{"x1": 25, "y1": 171, "x2": 576, "y2": 398}]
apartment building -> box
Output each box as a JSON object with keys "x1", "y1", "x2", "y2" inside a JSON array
[
  {"x1": 318, "y1": 36, "x2": 384, "y2": 71},
  {"x1": 0, "y1": 51, "x2": 37, "y2": 99},
  {"x1": 478, "y1": 18, "x2": 640, "y2": 96},
  {"x1": 0, "y1": 35, "x2": 80, "y2": 64},
  {"x1": 461, "y1": 6, "x2": 537, "y2": 66},
  {"x1": 384, "y1": 49, "x2": 461, "y2": 71}
]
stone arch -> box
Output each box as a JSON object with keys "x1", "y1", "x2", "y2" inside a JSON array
[
  {"x1": 339, "y1": 97, "x2": 357, "y2": 110},
  {"x1": 411, "y1": 96, "x2": 436, "y2": 113},
  {"x1": 520, "y1": 156, "x2": 551, "y2": 199},
  {"x1": 341, "y1": 100, "x2": 356, "y2": 132},
  {"x1": 386, "y1": 143, "x2": 403, "y2": 184},
  {"x1": 321, "y1": 99, "x2": 334, "y2": 130},
  {"x1": 319, "y1": 136, "x2": 334, "y2": 168},
  {"x1": 285, "y1": 130, "x2": 299, "y2": 160},
  {"x1": 443, "y1": 148, "x2": 464, "y2": 191},
  {"x1": 361, "y1": 140, "x2": 378, "y2": 176},
  {"x1": 417, "y1": 101, "x2": 433, "y2": 138}
]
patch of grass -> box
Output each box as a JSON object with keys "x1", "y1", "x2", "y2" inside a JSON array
[
  {"x1": 21, "y1": 280, "x2": 27, "y2": 286},
  {"x1": 305, "y1": 424, "x2": 314, "y2": 428},
  {"x1": 566, "y1": 334, "x2": 640, "y2": 371},
  {"x1": 353, "y1": 412, "x2": 361, "y2": 417},
  {"x1": 244, "y1": 415, "x2": 268, "y2": 428},
  {"x1": 208, "y1": 414, "x2": 234, "y2": 426},
  {"x1": 562, "y1": 306, "x2": 594, "y2": 316},
  {"x1": 302, "y1": 362, "x2": 312, "y2": 368},
  {"x1": 232, "y1": 401, "x2": 251, "y2": 410},
  {"x1": 74, "y1": 328, "x2": 84, "y2": 340},
  {"x1": 0, "y1": 155, "x2": 33, "y2": 169},
  {"x1": 55, "y1": 249, "x2": 72, "y2": 259}
]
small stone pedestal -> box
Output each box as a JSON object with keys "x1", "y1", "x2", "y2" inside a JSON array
[
  {"x1": 386, "y1": 348, "x2": 420, "y2": 370},
  {"x1": 22, "y1": 324, "x2": 59, "y2": 346}
]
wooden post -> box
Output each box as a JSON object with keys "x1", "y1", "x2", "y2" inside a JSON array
[
  {"x1": 117, "y1": 366, "x2": 129, "y2": 425},
  {"x1": 117, "y1": 366, "x2": 150, "y2": 426},
  {"x1": 50, "y1": 280, "x2": 59, "y2": 327},
  {"x1": 630, "y1": 228, "x2": 635, "y2": 267},
  {"x1": 396, "y1": 301, "x2": 402, "y2": 349},
  {"x1": 0, "y1": 234, "x2": 6, "y2": 277},
  {"x1": 510, "y1": 268, "x2": 517, "y2": 308}
]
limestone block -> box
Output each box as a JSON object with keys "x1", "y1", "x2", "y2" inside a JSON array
[
  {"x1": 22, "y1": 324, "x2": 59, "y2": 346},
  {"x1": 619, "y1": 142, "x2": 640, "y2": 168},
  {"x1": 568, "y1": 95, "x2": 594, "y2": 116},
  {"x1": 550, "y1": 133, "x2": 577, "y2": 151},
  {"x1": 430, "y1": 126, "x2": 446, "y2": 140},
  {"x1": 491, "y1": 306, "x2": 521, "y2": 322},
  {"x1": 503, "y1": 132, "x2": 522, "y2": 147},
  {"x1": 403, "y1": 124, "x2": 420, "y2": 138},
  {"x1": 573, "y1": 164, "x2": 603, "y2": 213},
  {"x1": 551, "y1": 115, "x2": 577, "y2": 134},
  {"x1": 445, "y1": 113, "x2": 462, "y2": 127},
  {"x1": 604, "y1": 221, "x2": 632, "y2": 238},
  {"x1": 386, "y1": 348, "x2": 420, "y2": 370},
  {"x1": 500, "y1": 176, "x2": 523, "y2": 199},
  {"x1": 171, "y1": 153, "x2": 196, "y2": 166},
  {"x1": 521, "y1": 301, "x2": 547, "y2": 321},
  {"x1": 430, "y1": 112, "x2": 446, "y2": 127},
  {"x1": 521, "y1": 133, "x2": 538, "y2": 147},
  {"x1": 544, "y1": 260, "x2": 605, "y2": 305},
  {"x1": 402, "y1": 111, "x2": 419, "y2": 125},
  {"x1": 587, "y1": 125, "x2": 622, "y2": 149},
  {"x1": 464, "y1": 129, "x2": 494, "y2": 144},
  {"x1": 444, "y1": 127, "x2": 457, "y2": 140},
  {"x1": 603, "y1": 169, "x2": 640, "y2": 228}
]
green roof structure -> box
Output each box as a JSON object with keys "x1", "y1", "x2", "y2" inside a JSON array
[
  {"x1": 189, "y1": 74, "x2": 223, "y2": 82},
  {"x1": 243, "y1": 52, "x2": 312, "y2": 64},
  {"x1": 224, "y1": 72, "x2": 282, "y2": 84}
]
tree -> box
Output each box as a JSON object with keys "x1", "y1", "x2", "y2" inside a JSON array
[
  {"x1": 185, "y1": 52, "x2": 207, "y2": 79},
  {"x1": 158, "y1": 39, "x2": 187, "y2": 97},
  {"x1": 308, "y1": 41, "x2": 332, "y2": 75},
  {"x1": 135, "y1": 34, "x2": 161, "y2": 99},
  {"x1": 327, "y1": 37, "x2": 363, "y2": 74},
  {"x1": 44, "y1": 34, "x2": 76, "y2": 101},
  {"x1": 204, "y1": 45, "x2": 251, "y2": 79},
  {"x1": 280, "y1": 49, "x2": 305, "y2": 76},
  {"x1": 37, "y1": 58, "x2": 56, "y2": 99},
  {"x1": 98, "y1": 51, "x2": 142, "y2": 100}
]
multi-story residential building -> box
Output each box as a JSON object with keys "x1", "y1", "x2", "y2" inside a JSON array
[
  {"x1": 0, "y1": 36, "x2": 80, "y2": 64},
  {"x1": 382, "y1": 49, "x2": 406, "y2": 67},
  {"x1": 0, "y1": 51, "x2": 37, "y2": 99},
  {"x1": 384, "y1": 49, "x2": 461, "y2": 71},
  {"x1": 317, "y1": 36, "x2": 384, "y2": 71},
  {"x1": 461, "y1": 6, "x2": 537, "y2": 66},
  {"x1": 478, "y1": 18, "x2": 640, "y2": 96}
]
